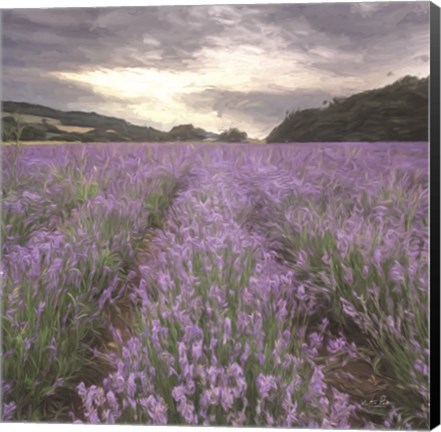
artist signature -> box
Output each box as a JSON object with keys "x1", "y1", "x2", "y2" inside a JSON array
[{"x1": 361, "y1": 395, "x2": 391, "y2": 409}]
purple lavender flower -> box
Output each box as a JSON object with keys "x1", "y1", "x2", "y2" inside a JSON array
[
  {"x1": 126, "y1": 373, "x2": 137, "y2": 399},
  {"x1": 23, "y1": 337, "x2": 32, "y2": 352},
  {"x1": 2, "y1": 401, "x2": 16, "y2": 421},
  {"x1": 340, "y1": 298, "x2": 359, "y2": 319},
  {"x1": 139, "y1": 395, "x2": 168, "y2": 424},
  {"x1": 192, "y1": 339, "x2": 203, "y2": 362},
  {"x1": 309, "y1": 332, "x2": 323, "y2": 348},
  {"x1": 106, "y1": 390, "x2": 119, "y2": 412},
  {"x1": 415, "y1": 359, "x2": 429, "y2": 377},
  {"x1": 185, "y1": 379, "x2": 196, "y2": 395},
  {"x1": 172, "y1": 385, "x2": 187, "y2": 403},
  {"x1": 35, "y1": 301, "x2": 46, "y2": 319},
  {"x1": 327, "y1": 337, "x2": 347, "y2": 354},
  {"x1": 222, "y1": 317, "x2": 232, "y2": 345},
  {"x1": 240, "y1": 342, "x2": 250, "y2": 364},
  {"x1": 256, "y1": 374, "x2": 278, "y2": 398},
  {"x1": 306, "y1": 366, "x2": 326, "y2": 401},
  {"x1": 390, "y1": 260, "x2": 406, "y2": 284},
  {"x1": 219, "y1": 386, "x2": 234, "y2": 411}
]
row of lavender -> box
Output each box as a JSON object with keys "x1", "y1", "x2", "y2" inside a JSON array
[
  {"x1": 2, "y1": 143, "x2": 190, "y2": 421},
  {"x1": 1, "y1": 142, "x2": 429, "y2": 428}
]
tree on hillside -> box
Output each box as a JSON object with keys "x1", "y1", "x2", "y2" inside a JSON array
[
  {"x1": 2, "y1": 115, "x2": 24, "y2": 143},
  {"x1": 218, "y1": 128, "x2": 248, "y2": 143}
]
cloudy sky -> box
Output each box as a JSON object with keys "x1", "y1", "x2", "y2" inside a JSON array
[{"x1": 1, "y1": 2, "x2": 430, "y2": 138}]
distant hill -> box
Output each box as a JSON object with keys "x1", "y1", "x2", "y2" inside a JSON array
[
  {"x1": 1, "y1": 101, "x2": 226, "y2": 143},
  {"x1": 266, "y1": 76, "x2": 428, "y2": 143}
]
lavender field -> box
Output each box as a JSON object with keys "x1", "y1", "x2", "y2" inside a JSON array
[{"x1": 1, "y1": 142, "x2": 429, "y2": 428}]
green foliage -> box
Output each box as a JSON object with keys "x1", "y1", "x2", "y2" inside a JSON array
[
  {"x1": 168, "y1": 124, "x2": 209, "y2": 141},
  {"x1": 2, "y1": 115, "x2": 24, "y2": 143},
  {"x1": 20, "y1": 125, "x2": 47, "y2": 141},
  {"x1": 2, "y1": 114, "x2": 25, "y2": 190},
  {"x1": 2, "y1": 270, "x2": 106, "y2": 420},
  {"x1": 144, "y1": 175, "x2": 181, "y2": 228},
  {"x1": 218, "y1": 128, "x2": 248, "y2": 143}
]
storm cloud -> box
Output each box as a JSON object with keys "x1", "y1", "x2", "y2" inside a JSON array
[
  {"x1": 1, "y1": 2, "x2": 430, "y2": 138},
  {"x1": 180, "y1": 88, "x2": 333, "y2": 137}
]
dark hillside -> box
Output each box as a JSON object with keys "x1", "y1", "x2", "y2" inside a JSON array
[{"x1": 266, "y1": 76, "x2": 428, "y2": 142}]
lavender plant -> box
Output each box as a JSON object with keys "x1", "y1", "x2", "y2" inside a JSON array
[
  {"x1": 2, "y1": 113, "x2": 24, "y2": 192},
  {"x1": 1, "y1": 142, "x2": 429, "y2": 429}
]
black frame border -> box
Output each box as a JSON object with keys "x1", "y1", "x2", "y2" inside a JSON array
[{"x1": 430, "y1": 2, "x2": 440, "y2": 430}]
